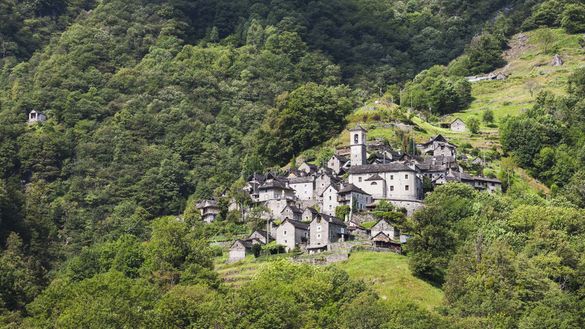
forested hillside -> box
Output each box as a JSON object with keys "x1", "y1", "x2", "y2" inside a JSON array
[{"x1": 1, "y1": 0, "x2": 585, "y2": 327}]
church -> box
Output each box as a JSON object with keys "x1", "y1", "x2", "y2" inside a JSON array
[{"x1": 347, "y1": 125, "x2": 424, "y2": 215}]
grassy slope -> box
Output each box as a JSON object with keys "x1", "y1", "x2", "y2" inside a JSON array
[
  {"x1": 444, "y1": 28, "x2": 585, "y2": 140},
  {"x1": 334, "y1": 251, "x2": 443, "y2": 311},
  {"x1": 215, "y1": 251, "x2": 444, "y2": 311}
]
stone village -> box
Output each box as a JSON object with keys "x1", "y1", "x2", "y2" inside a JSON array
[{"x1": 197, "y1": 125, "x2": 502, "y2": 262}]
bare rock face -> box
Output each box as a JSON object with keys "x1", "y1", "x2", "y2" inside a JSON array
[{"x1": 551, "y1": 54, "x2": 564, "y2": 66}]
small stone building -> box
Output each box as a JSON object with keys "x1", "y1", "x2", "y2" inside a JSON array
[
  {"x1": 196, "y1": 199, "x2": 221, "y2": 223},
  {"x1": 228, "y1": 239, "x2": 254, "y2": 262},
  {"x1": 307, "y1": 213, "x2": 348, "y2": 253},
  {"x1": 28, "y1": 110, "x2": 47, "y2": 124},
  {"x1": 248, "y1": 230, "x2": 269, "y2": 244},
  {"x1": 450, "y1": 118, "x2": 466, "y2": 132},
  {"x1": 371, "y1": 232, "x2": 402, "y2": 253},
  {"x1": 276, "y1": 218, "x2": 309, "y2": 252},
  {"x1": 327, "y1": 154, "x2": 349, "y2": 175},
  {"x1": 280, "y1": 205, "x2": 303, "y2": 221},
  {"x1": 370, "y1": 219, "x2": 400, "y2": 241},
  {"x1": 302, "y1": 207, "x2": 319, "y2": 222}
]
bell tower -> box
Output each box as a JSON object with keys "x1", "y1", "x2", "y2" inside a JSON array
[{"x1": 350, "y1": 124, "x2": 367, "y2": 166}]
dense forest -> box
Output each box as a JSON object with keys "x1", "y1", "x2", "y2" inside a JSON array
[{"x1": 0, "y1": 0, "x2": 585, "y2": 327}]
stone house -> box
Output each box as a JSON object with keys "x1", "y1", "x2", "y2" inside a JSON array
[
  {"x1": 370, "y1": 219, "x2": 400, "y2": 241},
  {"x1": 196, "y1": 199, "x2": 221, "y2": 223},
  {"x1": 289, "y1": 176, "x2": 315, "y2": 201},
  {"x1": 258, "y1": 178, "x2": 296, "y2": 202},
  {"x1": 337, "y1": 183, "x2": 372, "y2": 213},
  {"x1": 450, "y1": 118, "x2": 466, "y2": 132},
  {"x1": 276, "y1": 218, "x2": 309, "y2": 252},
  {"x1": 315, "y1": 171, "x2": 339, "y2": 200},
  {"x1": 327, "y1": 154, "x2": 349, "y2": 175},
  {"x1": 228, "y1": 239, "x2": 254, "y2": 262},
  {"x1": 302, "y1": 207, "x2": 319, "y2": 222},
  {"x1": 307, "y1": 213, "x2": 348, "y2": 253},
  {"x1": 244, "y1": 173, "x2": 266, "y2": 202},
  {"x1": 280, "y1": 205, "x2": 303, "y2": 221},
  {"x1": 248, "y1": 230, "x2": 269, "y2": 244},
  {"x1": 371, "y1": 232, "x2": 402, "y2": 253},
  {"x1": 419, "y1": 135, "x2": 457, "y2": 157},
  {"x1": 298, "y1": 162, "x2": 318, "y2": 175},
  {"x1": 321, "y1": 183, "x2": 340, "y2": 216},
  {"x1": 347, "y1": 220, "x2": 370, "y2": 238},
  {"x1": 28, "y1": 110, "x2": 47, "y2": 124}
]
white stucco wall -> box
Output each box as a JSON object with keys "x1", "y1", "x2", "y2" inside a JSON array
[
  {"x1": 290, "y1": 181, "x2": 314, "y2": 201},
  {"x1": 350, "y1": 170, "x2": 421, "y2": 201},
  {"x1": 322, "y1": 186, "x2": 339, "y2": 215}
]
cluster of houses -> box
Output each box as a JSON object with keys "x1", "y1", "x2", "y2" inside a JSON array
[
  {"x1": 197, "y1": 125, "x2": 502, "y2": 261},
  {"x1": 228, "y1": 216, "x2": 405, "y2": 262}
]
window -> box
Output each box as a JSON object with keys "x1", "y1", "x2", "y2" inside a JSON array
[
  {"x1": 317, "y1": 233, "x2": 321, "y2": 239},
  {"x1": 405, "y1": 174, "x2": 409, "y2": 179},
  {"x1": 284, "y1": 230, "x2": 287, "y2": 235},
  {"x1": 405, "y1": 185, "x2": 409, "y2": 191},
  {"x1": 329, "y1": 196, "x2": 331, "y2": 200},
  {"x1": 317, "y1": 225, "x2": 322, "y2": 231},
  {"x1": 390, "y1": 186, "x2": 394, "y2": 191},
  {"x1": 390, "y1": 175, "x2": 394, "y2": 180},
  {"x1": 354, "y1": 134, "x2": 359, "y2": 144},
  {"x1": 358, "y1": 177, "x2": 362, "y2": 182},
  {"x1": 371, "y1": 182, "x2": 377, "y2": 185}
]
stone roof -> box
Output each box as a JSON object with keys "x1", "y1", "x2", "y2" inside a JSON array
[
  {"x1": 282, "y1": 205, "x2": 303, "y2": 214},
  {"x1": 196, "y1": 199, "x2": 219, "y2": 209},
  {"x1": 231, "y1": 239, "x2": 254, "y2": 250},
  {"x1": 451, "y1": 118, "x2": 465, "y2": 125},
  {"x1": 416, "y1": 155, "x2": 459, "y2": 172},
  {"x1": 247, "y1": 173, "x2": 266, "y2": 183},
  {"x1": 282, "y1": 218, "x2": 309, "y2": 230},
  {"x1": 249, "y1": 230, "x2": 269, "y2": 240},
  {"x1": 365, "y1": 173, "x2": 384, "y2": 181},
  {"x1": 349, "y1": 162, "x2": 415, "y2": 174},
  {"x1": 421, "y1": 134, "x2": 448, "y2": 146},
  {"x1": 371, "y1": 231, "x2": 402, "y2": 244},
  {"x1": 259, "y1": 178, "x2": 293, "y2": 191},
  {"x1": 288, "y1": 176, "x2": 315, "y2": 184},
  {"x1": 473, "y1": 176, "x2": 502, "y2": 183},
  {"x1": 338, "y1": 183, "x2": 370, "y2": 195},
  {"x1": 317, "y1": 213, "x2": 346, "y2": 227}
]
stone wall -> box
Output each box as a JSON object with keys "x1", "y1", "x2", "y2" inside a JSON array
[{"x1": 350, "y1": 212, "x2": 376, "y2": 224}]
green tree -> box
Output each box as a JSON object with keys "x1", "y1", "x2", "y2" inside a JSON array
[
  {"x1": 482, "y1": 109, "x2": 494, "y2": 123},
  {"x1": 467, "y1": 117, "x2": 480, "y2": 134},
  {"x1": 561, "y1": 4, "x2": 585, "y2": 33}
]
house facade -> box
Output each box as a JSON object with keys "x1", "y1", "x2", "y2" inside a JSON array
[
  {"x1": 288, "y1": 176, "x2": 315, "y2": 201},
  {"x1": 196, "y1": 199, "x2": 221, "y2": 223},
  {"x1": 450, "y1": 118, "x2": 466, "y2": 132},
  {"x1": 321, "y1": 184, "x2": 340, "y2": 216},
  {"x1": 327, "y1": 154, "x2": 348, "y2": 175},
  {"x1": 280, "y1": 205, "x2": 303, "y2": 221},
  {"x1": 258, "y1": 178, "x2": 295, "y2": 202},
  {"x1": 337, "y1": 183, "x2": 372, "y2": 212},
  {"x1": 307, "y1": 214, "x2": 347, "y2": 253},
  {"x1": 276, "y1": 219, "x2": 309, "y2": 252}
]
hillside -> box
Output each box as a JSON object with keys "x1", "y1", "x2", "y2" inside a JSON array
[
  {"x1": 3, "y1": 0, "x2": 585, "y2": 327},
  {"x1": 335, "y1": 252, "x2": 443, "y2": 311},
  {"x1": 300, "y1": 28, "x2": 583, "y2": 195},
  {"x1": 215, "y1": 251, "x2": 443, "y2": 311}
]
